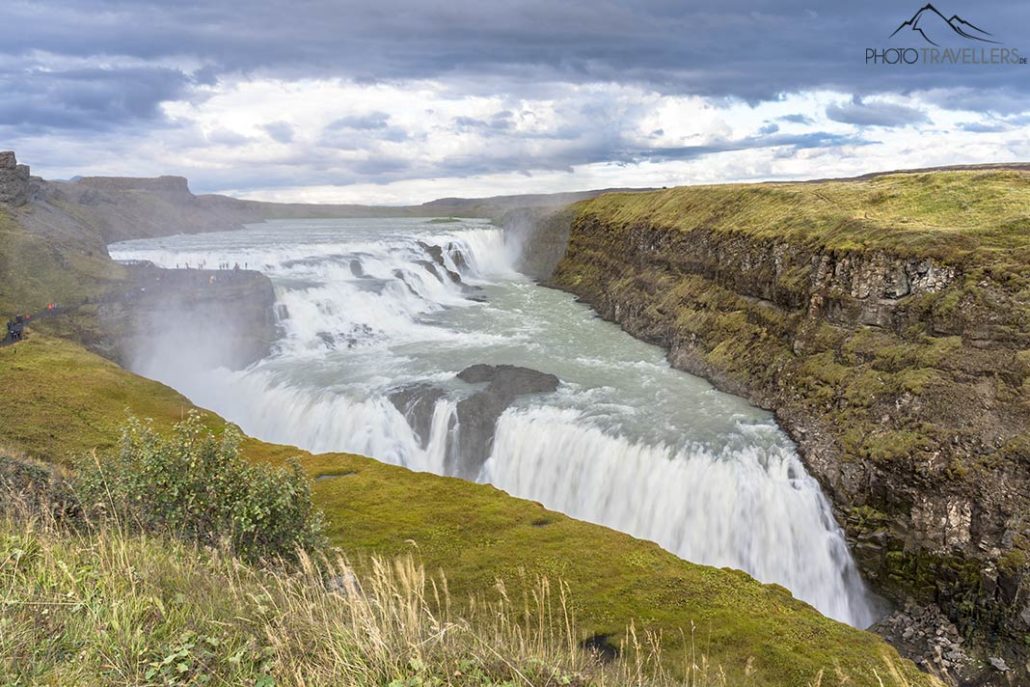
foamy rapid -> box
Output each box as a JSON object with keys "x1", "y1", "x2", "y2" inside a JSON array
[{"x1": 110, "y1": 217, "x2": 877, "y2": 627}]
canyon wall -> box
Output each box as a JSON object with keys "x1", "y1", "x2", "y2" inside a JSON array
[
  {"x1": 548, "y1": 171, "x2": 1030, "y2": 681},
  {"x1": 97, "y1": 265, "x2": 280, "y2": 371}
]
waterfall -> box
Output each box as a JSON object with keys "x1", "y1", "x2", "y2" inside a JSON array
[
  {"x1": 481, "y1": 406, "x2": 874, "y2": 627},
  {"x1": 110, "y1": 217, "x2": 878, "y2": 628}
]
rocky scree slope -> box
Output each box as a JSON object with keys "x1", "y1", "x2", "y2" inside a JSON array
[{"x1": 549, "y1": 169, "x2": 1030, "y2": 681}]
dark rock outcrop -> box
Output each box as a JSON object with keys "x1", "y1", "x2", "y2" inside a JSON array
[
  {"x1": 417, "y1": 241, "x2": 463, "y2": 283},
  {"x1": 388, "y1": 365, "x2": 560, "y2": 479},
  {"x1": 873, "y1": 602, "x2": 972, "y2": 680},
  {"x1": 451, "y1": 364, "x2": 559, "y2": 478},
  {"x1": 0, "y1": 151, "x2": 31, "y2": 207},
  {"x1": 99, "y1": 264, "x2": 280, "y2": 371},
  {"x1": 388, "y1": 384, "x2": 448, "y2": 448}
]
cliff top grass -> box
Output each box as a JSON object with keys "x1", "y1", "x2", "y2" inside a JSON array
[
  {"x1": 0, "y1": 333, "x2": 936, "y2": 686},
  {"x1": 581, "y1": 168, "x2": 1030, "y2": 270}
]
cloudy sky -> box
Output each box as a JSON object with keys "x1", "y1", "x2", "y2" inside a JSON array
[{"x1": 1, "y1": 0, "x2": 1028, "y2": 204}]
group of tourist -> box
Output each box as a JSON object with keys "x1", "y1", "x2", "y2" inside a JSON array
[
  {"x1": 2, "y1": 303, "x2": 58, "y2": 346},
  {"x1": 174, "y1": 262, "x2": 248, "y2": 270},
  {"x1": 3, "y1": 314, "x2": 27, "y2": 345}
]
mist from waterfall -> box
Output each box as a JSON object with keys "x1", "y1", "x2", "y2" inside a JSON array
[{"x1": 110, "y1": 217, "x2": 877, "y2": 628}]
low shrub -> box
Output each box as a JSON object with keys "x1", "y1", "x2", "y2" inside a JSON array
[{"x1": 74, "y1": 412, "x2": 325, "y2": 562}]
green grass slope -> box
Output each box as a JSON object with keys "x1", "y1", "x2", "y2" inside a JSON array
[
  {"x1": 0, "y1": 208, "x2": 121, "y2": 315},
  {"x1": 584, "y1": 169, "x2": 1030, "y2": 276},
  {"x1": 0, "y1": 333, "x2": 935, "y2": 686}
]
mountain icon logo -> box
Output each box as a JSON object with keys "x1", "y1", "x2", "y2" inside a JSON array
[{"x1": 890, "y1": 3, "x2": 999, "y2": 46}]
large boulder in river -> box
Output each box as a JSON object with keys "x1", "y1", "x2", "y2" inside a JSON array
[
  {"x1": 388, "y1": 383, "x2": 447, "y2": 448},
  {"x1": 451, "y1": 364, "x2": 559, "y2": 479},
  {"x1": 387, "y1": 364, "x2": 560, "y2": 479},
  {"x1": 456, "y1": 364, "x2": 559, "y2": 394}
]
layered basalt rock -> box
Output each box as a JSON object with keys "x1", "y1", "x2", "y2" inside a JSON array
[
  {"x1": 548, "y1": 199, "x2": 1030, "y2": 684},
  {"x1": 76, "y1": 175, "x2": 192, "y2": 196}
]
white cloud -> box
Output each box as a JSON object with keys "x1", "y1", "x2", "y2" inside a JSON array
[{"x1": 6, "y1": 76, "x2": 1027, "y2": 204}]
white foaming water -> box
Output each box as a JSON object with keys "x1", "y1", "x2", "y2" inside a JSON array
[
  {"x1": 482, "y1": 407, "x2": 869, "y2": 625},
  {"x1": 110, "y1": 217, "x2": 876, "y2": 627}
]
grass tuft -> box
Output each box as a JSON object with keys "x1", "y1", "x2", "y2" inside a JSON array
[{"x1": 0, "y1": 509, "x2": 940, "y2": 687}]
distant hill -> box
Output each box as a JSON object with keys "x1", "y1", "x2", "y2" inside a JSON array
[{"x1": 40, "y1": 172, "x2": 650, "y2": 244}]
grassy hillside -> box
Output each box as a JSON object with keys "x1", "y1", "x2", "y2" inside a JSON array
[
  {"x1": 583, "y1": 169, "x2": 1030, "y2": 278},
  {"x1": 0, "y1": 333, "x2": 935, "y2": 686},
  {"x1": 0, "y1": 515, "x2": 633, "y2": 686},
  {"x1": 0, "y1": 207, "x2": 121, "y2": 314},
  {"x1": 1, "y1": 513, "x2": 931, "y2": 687}
]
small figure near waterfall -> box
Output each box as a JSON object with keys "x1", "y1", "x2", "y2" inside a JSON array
[{"x1": 5, "y1": 315, "x2": 26, "y2": 343}]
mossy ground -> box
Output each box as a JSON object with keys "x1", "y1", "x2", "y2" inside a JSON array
[
  {"x1": 582, "y1": 169, "x2": 1030, "y2": 269},
  {"x1": 0, "y1": 333, "x2": 935, "y2": 686}
]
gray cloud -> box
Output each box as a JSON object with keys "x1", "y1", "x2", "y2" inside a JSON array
[
  {"x1": 918, "y1": 88, "x2": 1030, "y2": 116},
  {"x1": 264, "y1": 121, "x2": 295, "y2": 143},
  {"x1": 780, "y1": 114, "x2": 815, "y2": 125},
  {"x1": 3, "y1": 0, "x2": 1028, "y2": 129},
  {"x1": 320, "y1": 113, "x2": 411, "y2": 149},
  {"x1": 453, "y1": 111, "x2": 516, "y2": 132},
  {"x1": 1, "y1": 0, "x2": 1026, "y2": 195},
  {"x1": 826, "y1": 96, "x2": 929, "y2": 127},
  {"x1": 957, "y1": 121, "x2": 1010, "y2": 133},
  {"x1": 208, "y1": 131, "x2": 250, "y2": 147},
  {"x1": 634, "y1": 131, "x2": 872, "y2": 164},
  {"x1": 0, "y1": 64, "x2": 192, "y2": 131},
  {"x1": 328, "y1": 112, "x2": 392, "y2": 131}
]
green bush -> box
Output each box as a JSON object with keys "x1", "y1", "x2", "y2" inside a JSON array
[{"x1": 75, "y1": 413, "x2": 325, "y2": 562}]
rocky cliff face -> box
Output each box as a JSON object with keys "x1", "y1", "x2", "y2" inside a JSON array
[
  {"x1": 548, "y1": 187, "x2": 1030, "y2": 684},
  {"x1": 98, "y1": 264, "x2": 280, "y2": 371},
  {"x1": 0, "y1": 155, "x2": 280, "y2": 368},
  {"x1": 503, "y1": 205, "x2": 577, "y2": 280},
  {"x1": 76, "y1": 175, "x2": 193, "y2": 196},
  {"x1": 0, "y1": 151, "x2": 31, "y2": 207}
]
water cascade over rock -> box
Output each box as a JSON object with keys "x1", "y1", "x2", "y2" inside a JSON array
[{"x1": 110, "y1": 217, "x2": 878, "y2": 628}]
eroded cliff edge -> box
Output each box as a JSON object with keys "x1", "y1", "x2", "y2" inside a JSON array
[
  {"x1": 548, "y1": 169, "x2": 1030, "y2": 680},
  {"x1": 0, "y1": 152, "x2": 279, "y2": 370}
]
